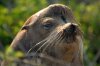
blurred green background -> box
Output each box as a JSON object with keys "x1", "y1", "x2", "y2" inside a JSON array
[{"x1": 0, "y1": 0, "x2": 100, "y2": 66}]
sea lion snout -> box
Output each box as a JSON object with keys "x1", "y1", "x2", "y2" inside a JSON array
[{"x1": 60, "y1": 23, "x2": 81, "y2": 43}]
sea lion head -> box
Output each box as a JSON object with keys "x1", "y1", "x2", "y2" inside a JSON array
[{"x1": 10, "y1": 4, "x2": 83, "y2": 66}]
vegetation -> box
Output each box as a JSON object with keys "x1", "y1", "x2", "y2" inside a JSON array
[{"x1": 0, "y1": 0, "x2": 100, "y2": 66}]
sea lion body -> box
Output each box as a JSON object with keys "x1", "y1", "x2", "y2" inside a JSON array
[{"x1": 2, "y1": 4, "x2": 83, "y2": 66}]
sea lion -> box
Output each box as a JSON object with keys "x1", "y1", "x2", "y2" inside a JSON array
[{"x1": 2, "y1": 4, "x2": 83, "y2": 66}]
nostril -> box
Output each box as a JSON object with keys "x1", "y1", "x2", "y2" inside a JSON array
[
  {"x1": 70, "y1": 24, "x2": 76, "y2": 32},
  {"x1": 63, "y1": 24, "x2": 76, "y2": 33}
]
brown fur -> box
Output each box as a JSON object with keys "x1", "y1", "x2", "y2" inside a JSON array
[{"x1": 1, "y1": 4, "x2": 83, "y2": 66}]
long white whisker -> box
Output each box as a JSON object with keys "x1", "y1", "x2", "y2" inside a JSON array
[
  {"x1": 53, "y1": 30, "x2": 63, "y2": 47},
  {"x1": 37, "y1": 30, "x2": 59, "y2": 53},
  {"x1": 45, "y1": 28, "x2": 63, "y2": 52},
  {"x1": 26, "y1": 39, "x2": 46, "y2": 55},
  {"x1": 35, "y1": 38, "x2": 50, "y2": 53},
  {"x1": 42, "y1": 32, "x2": 60, "y2": 52},
  {"x1": 49, "y1": 32, "x2": 61, "y2": 50}
]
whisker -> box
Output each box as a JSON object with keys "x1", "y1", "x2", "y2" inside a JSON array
[
  {"x1": 54, "y1": 31, "x2": 64, "y2": 48},
  {"x1": 35, "y1": 40, "x2": 48, "y2": 53},
  {"x1": 45, "y1": 29, "x2": 63, "y2": 54},
  {"x1": 55, "y1": 28, "x2": 63, "y2": 46},
  {"x1": 27, "y1": 30, "x2": 57, "y2": 54},
  {"x1": 26, "y1": 39, "x2": 46, "y2": 55},
  {"x1": 42, "y1": 31, "x2": 61, "y2": 52},
  {"x1": 27, "y1": 27, "x2": 64, "y2": 55},
  {"x1": 36, "y1": 29, "x2": 61, "y2": 53}
]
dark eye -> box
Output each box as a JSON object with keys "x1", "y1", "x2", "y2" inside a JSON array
[
  {"x1": 43, "y1": 23, "x2": 53, "y2": 30},
  {"x1": 61, "y1": 15, "x2": 66, "y2": 23}
]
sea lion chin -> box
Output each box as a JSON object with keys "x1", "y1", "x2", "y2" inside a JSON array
[{"x1": 7, "y1": 4, "x2": 83, "y2": 66}]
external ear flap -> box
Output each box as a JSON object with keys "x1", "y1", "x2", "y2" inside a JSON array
[
  {"x1": 20, "y1": 15, "x2": 33, "y2": 30},
  {"x1": 21, "y1": 25, "x2": 29, "y2": 30},
  {"x1": 23, "y1": 15, "x2": 34, "y2": 26},
  {"x1": 10, "y1": 14, "x2": 39, "y2": 51},
  {"x1": 21, "y1": 14, "x2": 39, "y2": 30}
]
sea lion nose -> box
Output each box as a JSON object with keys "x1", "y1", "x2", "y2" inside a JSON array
[
  {"x1": 69, "y1": 24, "x2": 76, "y2": 32},
  {"x1": 64, "y1": 23, "x2": 77, "y2": 34}
]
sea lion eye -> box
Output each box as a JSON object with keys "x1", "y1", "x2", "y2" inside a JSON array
[
  {"x1": 43, "y1": 23, "x2": 53, "y2": 30},
  {"x1": 61, "y1": 15, "x2": 66, "y2": 23}
]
